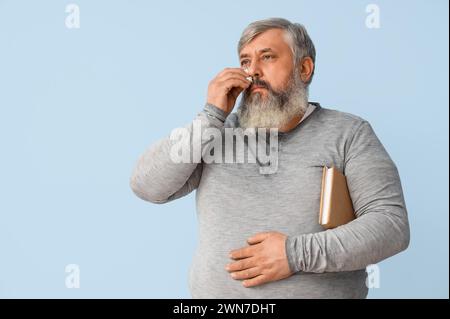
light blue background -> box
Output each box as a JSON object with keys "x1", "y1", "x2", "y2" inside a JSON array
[{"x1": 0, "y1": 0, "x2": 448, "y2": 298}]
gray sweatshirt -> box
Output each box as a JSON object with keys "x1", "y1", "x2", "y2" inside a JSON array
[{"x1": 130, "y1": 102, "x2": 410, "y2": 299}]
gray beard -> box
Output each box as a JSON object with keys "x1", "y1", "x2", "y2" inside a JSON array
[{"x1": 236, "y1": 73, "x2": 309, "y2": 130}]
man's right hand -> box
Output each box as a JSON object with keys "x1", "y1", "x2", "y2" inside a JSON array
[{"x1": 207, "y1": 68, "x2": 252, "y2": 114}]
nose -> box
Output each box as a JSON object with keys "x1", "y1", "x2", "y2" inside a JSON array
[{"x1": 246, "y1": 60, "x2": 262, "y2": 78}]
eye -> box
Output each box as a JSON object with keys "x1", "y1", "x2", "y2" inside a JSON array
[
  {"x1": 262, "y1": 54, "x2": 274, "y2": 60},
  {"x1": 241, "y1": 60, "x2": 250, "y2": 66}
]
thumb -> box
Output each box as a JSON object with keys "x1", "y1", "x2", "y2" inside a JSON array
[
  {"x1": 247, "y1": 232, "x2": 270, "y2": 245},
  {"x1": 229, "y1": 87, "x2": 243, "y2": 100}
]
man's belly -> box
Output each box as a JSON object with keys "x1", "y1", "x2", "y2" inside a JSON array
[
  {"x1": 189, "y1": 203, "x2": 368, "y2": 299},
  {"x1": 189, "y1": 244, "x2": 368, "y2": 299},
  {"x1": 189, "y1": 161, "x2": 367, "y2": 298}
]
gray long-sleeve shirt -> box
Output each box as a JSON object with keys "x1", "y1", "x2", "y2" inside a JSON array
[{"x1": 130, "y1": 102, "x2": 410, "y2": 299}]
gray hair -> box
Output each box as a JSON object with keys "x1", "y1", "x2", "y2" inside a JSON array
[{"x1": 237, "y1": 18, "x2": 316, "y2": 85}]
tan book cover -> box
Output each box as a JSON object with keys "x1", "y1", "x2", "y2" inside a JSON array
[{"x1": 319, "y1": 166, "x2": 355, "y2": 229}]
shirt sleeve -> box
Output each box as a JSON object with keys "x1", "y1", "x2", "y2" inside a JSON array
[
  {"x1": 285, "y1": 120, "x2": 410, "y2": 273},
  {"x1": 129, "y1": 103, "x2": 227, "y2": 204}
]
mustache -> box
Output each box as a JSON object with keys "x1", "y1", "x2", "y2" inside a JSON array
[
  {"x1": 245, "y1": 78, "x2": 288, "y2": 100},
  {"x1": 241, "y1": 75, "x2": 295, "y2": 108},
  {"x1": 249, "y1": 78, "x2": 272, "y2": 91}
]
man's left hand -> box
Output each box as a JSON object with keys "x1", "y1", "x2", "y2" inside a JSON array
[{"x1": 226, "y1": 231, "x2": 293, "y2": 288}]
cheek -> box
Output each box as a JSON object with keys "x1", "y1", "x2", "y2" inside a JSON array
[
  {"x1": 263, "y1": 59, "x2": 294, "y2": 89},
  {"x1": 267, "y1": 70, "x2": 292, "y2": 91}
]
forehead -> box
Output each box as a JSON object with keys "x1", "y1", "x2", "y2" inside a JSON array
[{"x1": 239, "y1": 28, "x2": 292, "y2": 56}]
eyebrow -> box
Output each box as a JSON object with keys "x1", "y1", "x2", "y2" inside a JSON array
[{"x1": 240, "y1": 48, "x2": 275, "y2": 59}]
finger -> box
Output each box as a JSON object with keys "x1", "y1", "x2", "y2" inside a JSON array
[
  {"x1": 218, "y1": 67, "x2": 250, "y2": 79},
  {"x1": 247, "y1": 232, "x2": 271, "y2": 245},
  {"x1": 230, "y1": 267, "x2": 261, "y2": 280},
  {"x1": 217, "y1": 72, "x2": 252, "y2": 86},
  {"x1": 226, "y1": 257, "x2": 256, "y2": 272},
  {"x1": 229, "y1": 245, "x2": 254, "y2": 260},
  {"x1": 219, "y1": 77, "x2": 251, "y2": 93},
  {"x1": 243, "y1": 275, "x2": 267, "y2": 288},
  {"x1": 220, "y1": 74, "x2": 253, "y2": 88}
]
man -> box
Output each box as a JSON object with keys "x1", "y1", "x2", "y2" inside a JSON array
[{"x1": 130, "y1": 18, "x2": 410, "y2": 298}]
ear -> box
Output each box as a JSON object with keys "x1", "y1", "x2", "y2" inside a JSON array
[{"x1": 298, "y1": 57, "x2": 314, "y2": 83}]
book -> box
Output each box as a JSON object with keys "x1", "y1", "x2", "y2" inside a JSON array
[{"x1": 319, "y1": 166, "x2": 355, "y2": 229}]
